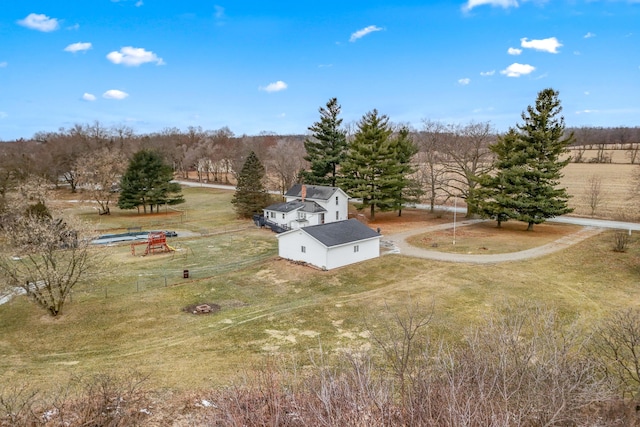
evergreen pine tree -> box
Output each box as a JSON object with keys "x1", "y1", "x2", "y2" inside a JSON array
[
  {"x1": 476, "y1": 129, "x2": 520, "y2": 227},
  {"x1": 231, "y1": 151, "x2": 270, "y2": 218},
  {"x1": 117, "y1": 149, "x2": 184, "y2": 214},
  {"x1": 477, "y1": 88, "x2": 574, "y2": 230},
  {"x1": 391, "y1": 126, "x2": 422, "y2": 216},
  {"x1": 339, "y1": 109, "x2": 397, "y2": 220},
  {"x1": 301, "y1": 98, "x2": 348, "y2": 186}
]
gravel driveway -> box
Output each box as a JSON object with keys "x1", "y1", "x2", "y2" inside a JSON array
[{"x1": 384, "y1": 220, "x2": 605, "y2": 264}]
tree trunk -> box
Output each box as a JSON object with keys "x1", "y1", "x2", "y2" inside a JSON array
[
  {"x1": 527, "y1": 222, "x2": 534, "y2": 231},
  {"x1": 370, "y1": 203, "x2": 375, "y2": 221}
]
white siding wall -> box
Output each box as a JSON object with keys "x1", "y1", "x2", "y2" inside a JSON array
[
  {"x1": 283, "y1": 190, "x2": 349, "y2": 225},
  {"x1": 277, "y1": 230, "x2": 328, "y2": 268},
  {"x1": 333, "y1": 192, "x2": 349, "y2": 223},
  {"x1": 325, "y1": 238, "x2": 380, "y2": 270},
  {"x1": 264, "y1": 209, "x2": 299, "y2": 229},
  {"x1": 277, "y1": 232, "x2": 380, "y2": 270}
]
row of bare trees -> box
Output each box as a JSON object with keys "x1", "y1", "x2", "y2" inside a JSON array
[
  {"x1": 5, "y1": 121, "x2": 640, "y2": 219},
  {"x1": 568, "y1": 126, "x2": 640, "y2": 164},
  {"x1": 0, "y1": 122, "x2": 311, "y2": 212}
]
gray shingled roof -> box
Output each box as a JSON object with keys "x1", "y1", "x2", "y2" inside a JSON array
[
  {"x1": 264, "y1": 200, "x2": 304, "y2": 213},
  {"x1": 302, "y1": 219, "x2": 380, "y2": 247},
  {"x1": 300, "y1": 201, "x2": 327, "y2": 213},
  {"x1": 265, "y1": 200, "x2": 326, "y2": 214},
  {"x1": 285, "y1": 184, "x2": 341, "y2": 201}
]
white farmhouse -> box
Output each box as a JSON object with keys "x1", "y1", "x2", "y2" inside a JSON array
[
  {"x1": 263, "y1": 184, "x2": 350, "y2": 232},
  {"x1": 276, "y1": 218, "x2": 381, "y2": 270}
]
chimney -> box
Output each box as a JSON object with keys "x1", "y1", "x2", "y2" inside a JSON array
[{"x1": 301, "y1": 184, "x2": 306, "y2": 202}]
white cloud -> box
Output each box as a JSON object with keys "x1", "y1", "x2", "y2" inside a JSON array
[
  {"x1": 500, "y1": 63, "x2": 535, "y2": 77},
  {"x1": 106, "y1": 46, "x2": 164, "y2": 66},
  {"x1": 508, "y1": 47, "x2": 522, "y2": 55},
  {"x1": 0, "y1": 112, "x2": 7, "y2": 119},
  {"x1": 576, "y1": 109, "x2": 598, "y2": 115},
  {"x1": 64, "y1": 42, "x2": 92, "y2": 53},
  {"x1": 458, "y1": 78, "x2": 471, "y2": 85},
  {"x1": 584, "y1": 91, "x2": 590, "y2": 95},
  {"x1": 349, "y1": 25, "x2": 383, "y2": 42},
  {"x1": 136, "y1": 0, "x2": 144, "y2": 6},
  {"x1": 82, "y1": 93, "x2": 97, "y2": 101},
  {"x1": 0, "y1": 62, "x2": 7, "y2": 68},
  {"x1": 520, "y1": 37, "x2": 562, "y2": 53},
  {"x1": 260, "y1": 81, "x2": 288, "y2": 93},
  {"x1": 584, "y1": 32, "x2": 596, "y2": 39},
  {"x1": 480, "y1": 70, "x2": 495, "y2": 76},
  {"x1": 214, "y1": 5, "x2": 225, "y2": 19},
  {"x1": 103, "y1": 90, "x2": 129, "y2": 100},
  {"x1": 462, "y1": 0, "x2": 518, "y2": 12},
  {"x1": 17, "y1": 13, "x2": 59, "y2": 32}
]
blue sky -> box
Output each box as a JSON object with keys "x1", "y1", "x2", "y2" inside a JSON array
[{"x1": 1, "y1": 0, "x2": 639, "y2": 140}]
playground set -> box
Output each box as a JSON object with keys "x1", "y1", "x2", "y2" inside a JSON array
[{"x1": 130, "y1": 231, "x2": 176, "y2": 256}]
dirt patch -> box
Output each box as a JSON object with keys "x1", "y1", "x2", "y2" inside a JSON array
[
  {"x1": 353, "y1": 207, "x2": 457, "y2": 235},
  {"x1": 407, "y1": 221, "x2": 583, "y2": 255},
  {"x1": 182, "y1": 303, "x2": 221, "y2": 315}
]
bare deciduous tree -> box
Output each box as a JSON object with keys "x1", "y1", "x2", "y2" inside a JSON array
[
  {"x1": 441, "y1": 121, "x2": 495, "y2": 217},
  {"x1": 0, "y1": 210, "x2": 101, "y2": 316},
  {"x1": 75, "y1": 147, "x2": 127, "y2": 215},
  {"x1": 583, "y1": 174, "x2": 604, "y2": 217},
  {"x1": 268, "y1": 137, "x2": 307, "y2": 194},
  {"x1": 592, "y1": 308, "x2": 640, "y2": 398},
  {"x1": 416, "y1": 120, "x2": 451, "y2": 212}
]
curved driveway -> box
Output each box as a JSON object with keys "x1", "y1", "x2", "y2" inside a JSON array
[
  {"x1": 175, "y1": 180, "x2": 634, "y2": 264},
  {"x1": 384, "y1": 220, "x2": 605, "y2": 264}
]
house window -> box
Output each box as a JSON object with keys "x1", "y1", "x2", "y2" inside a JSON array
[
  {"x1": 301, "y1": 246, "x2": 306, "y2": 253},
  {"x1": 298, "y1": 212, "x2": 306, "y2": 219},
  {"x1": 282, "y1": 213, "x2": 285, "y2": 219},
  {"x1": 335, "y1": 196, "x2": 339, "y2": 206},
  {"x1": 336, "y1": 211, "x2": 339, "y2": 221},
  {"x1": 320, "y1": 213, "x2": 325, "y2": 224},
  {"x1": 354, "y1": 245, "x2": 359, "y2": 253},
  {"x1": 270, "y1": 212, "x2": 275, "y2": 218}
]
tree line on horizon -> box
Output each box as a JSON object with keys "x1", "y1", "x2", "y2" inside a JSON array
[{"x1": 0, "y1": 88, "x2": 637, "y2": 225}]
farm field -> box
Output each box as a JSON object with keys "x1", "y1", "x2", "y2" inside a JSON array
[
  {"x1": 561, "y1": 162, "x2": 637, "y2": 219},
  {"x1": 2, "y1": 180, "x2": 640, "y2": 395}
]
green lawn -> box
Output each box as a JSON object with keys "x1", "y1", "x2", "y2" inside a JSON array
[{"x1": 2, "y1": 186, "x2": 640, "y2": 392}]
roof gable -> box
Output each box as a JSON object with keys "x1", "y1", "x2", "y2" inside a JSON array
[
  {"x1": 301, "y1": 219, "x2": 380, "y2": 247},
  {"x1": 285, "y1": 184, "x2": 348, "y2": 201}
]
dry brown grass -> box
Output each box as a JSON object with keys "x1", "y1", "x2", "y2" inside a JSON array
[
  {"x1": 406, "y1": 221, "x2": 582, "y2": 254},
  {"x1": 561, "y1": 162, "x2": 638, "y2": 219}
]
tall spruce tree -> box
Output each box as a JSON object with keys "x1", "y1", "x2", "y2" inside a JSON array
[
  {"x1": 476, "y1": 129, "x2": 520, "y2": 227},
  {"x1": 231, "y1": 151, "x2": 270, "y2": 218},
  {"x1": 301, "y1": 98, "x2": 348, "y2": 186},
  {"x1": 391, "y1": 126, "x2": 422, "y2": 216},
  {"x1": 339, "y1": 109, "x2": 397, "y2": 220},
  {"x1": 117, "y1": 149, "x2": 184, "y2": 214},
  {"x1": 477, "y1": 88, "x2": 574, "y2": 230}
]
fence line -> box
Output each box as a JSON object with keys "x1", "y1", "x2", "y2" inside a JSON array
[{"x1": 72, "y1": 252, "x2": 275, "y2": 301}]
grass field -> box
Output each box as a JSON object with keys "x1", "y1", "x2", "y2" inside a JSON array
[{"x1": 2, "y1": 183, "x2": 640, "y2": 394}]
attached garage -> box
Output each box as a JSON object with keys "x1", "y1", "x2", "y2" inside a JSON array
[{"x1": 276, "y1": 219, "x2": 381, "y2": 270}]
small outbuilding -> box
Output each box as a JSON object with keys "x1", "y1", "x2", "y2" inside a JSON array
[{"x1": 276, "y1": 219, "x2": 381, "y2": 270}]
